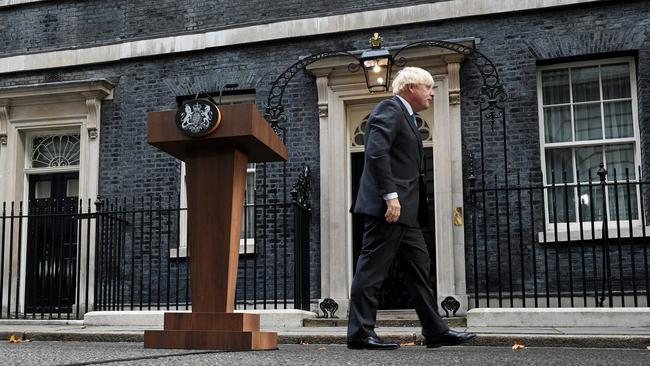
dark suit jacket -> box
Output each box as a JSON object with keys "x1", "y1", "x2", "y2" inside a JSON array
[{"x1": 352, "y1": 96, "x2": 429, "y2": 228}]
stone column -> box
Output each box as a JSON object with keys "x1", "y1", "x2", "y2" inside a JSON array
[
  {"x1": 78, "y1": 92, "x2": 104, "y2": 312},
  {"x1": 313, "y1": 70, "x2": 352, "y2": 317},
  {"x1": 0, "y1": 99, "x2": 8, "y2": 314},
  {"x1": 432, "y1": 58, "x2": 469, "y2": 316},
  {"x1": 448, "y1": 59, "x2": 469, "y2": 316}
]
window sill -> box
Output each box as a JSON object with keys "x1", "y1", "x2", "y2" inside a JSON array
[
  {"x1": 170, "y1": 238, "x2": 256, "y2": 258},
  {"x1": 538, "y1": 221, "x2": 649, "y2": 243}
]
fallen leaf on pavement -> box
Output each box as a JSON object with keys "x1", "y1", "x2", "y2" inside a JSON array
[
  {"x1": 9, "y1": 335, "x2": 31, "y2": 344},
  {"x1": 512, "y1": 341, "x2": 525, "y2": 350},
  {"x1": 317, "y1": 347, "x2": 327, "y2": 351},
  {"x1": 80, "y1": 325, "x2": 87, "y2": 329},
  {"x1": 400, "y1": 341, "x2": 417, "y2": 346}
]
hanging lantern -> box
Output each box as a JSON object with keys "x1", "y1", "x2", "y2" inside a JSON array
[{"x1": 359, "y1": 33, "x2": 394, "y2": 93}]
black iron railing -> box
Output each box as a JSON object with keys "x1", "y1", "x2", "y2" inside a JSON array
[
  {"x1": 468, "y1": 167, "x2": 650, "y2": 308},
  {"x1": 92, "y1": 193, "x2": 313, "y2": 313},
  {"x1": 0, "y1": 199, "x2": 96, "y2": 320},
  {"x1": 0, "y1": 192, "x2": 312, "y2": 319}
]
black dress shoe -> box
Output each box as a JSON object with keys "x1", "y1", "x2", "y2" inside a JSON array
[
  {"x1": 347, "y1": 336, "x2": 400, "y2": 350},
  {"x1": 425, "y1": 330, "x2": 476, "y2": 348}
]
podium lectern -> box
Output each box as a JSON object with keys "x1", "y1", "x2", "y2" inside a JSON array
[{"x1": 144, "y1": 103, "x2": 286, "y2": 350}]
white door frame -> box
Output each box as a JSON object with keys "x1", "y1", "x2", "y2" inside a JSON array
[
  {"x1": 0, "y1": 79, "x2": 113, "y2": 316},
  {"x1": 307, "y1": 49, "x2": 470, "y2": 316}
]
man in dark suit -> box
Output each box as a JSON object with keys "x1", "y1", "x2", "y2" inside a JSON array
[{"x1": 347, "y1": 67, "x2": 476, "y2": 350}]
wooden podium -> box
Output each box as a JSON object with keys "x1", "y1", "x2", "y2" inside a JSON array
[{"x1": 144, "y1": 103, "x2": 286, "y2": 350}]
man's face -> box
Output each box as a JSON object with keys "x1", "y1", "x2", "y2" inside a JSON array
[{"x1": 408, "y1": 83, "x2": 435, "y2": 112}]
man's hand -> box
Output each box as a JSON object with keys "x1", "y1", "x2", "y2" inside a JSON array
[{"x1": 385, "y1": 198, "x2": 401, "y2": 223}]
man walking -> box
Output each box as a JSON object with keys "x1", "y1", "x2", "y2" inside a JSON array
[{"x1": 347, "y1": 67, "x2": 476, "y2": 350}]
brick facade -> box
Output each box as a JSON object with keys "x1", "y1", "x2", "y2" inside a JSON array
[{"x1": 2, "y1": 0, "x2": 649, "y2": 307}]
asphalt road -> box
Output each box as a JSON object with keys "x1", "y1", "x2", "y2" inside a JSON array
[{"x1": 1, "y1": 342, "x2": 648, "y2": 365}]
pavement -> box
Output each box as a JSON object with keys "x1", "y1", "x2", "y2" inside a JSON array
[
  {"x1": 3, "y1": 343, "x2": 650, "y2": 366},
  {"x1": 1, "y1": 319, "x2": 650, "y2": 349}
]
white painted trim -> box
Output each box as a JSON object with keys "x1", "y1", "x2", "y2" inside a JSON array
[
  {"x1": 0, "y1": 79, "x2": 114, "y2": 101},
  {"x1": 0, "y1": 0, "x2": 601, "y2": 74},
  {"x1": 537, "y1": 57, "x2": 641, "y2": 230},
  {"x1": 538, "y1": 221, "x2": 648, "y2": 242},
  {"x1": 0, "y1": 0, "x2": 47, "y2": 7},
  {"x1": 467, "y1": 307, "x2": 650, "y2": 327},
  {"x1": 0, "y1": 79, "x2": 113, "y2": 316},
  {"x1": 23, "y1": 130, "x2": 81, "y2": 171},
  {"x1": 310, "y1": 53, "x2": 470, "y2": 315}
]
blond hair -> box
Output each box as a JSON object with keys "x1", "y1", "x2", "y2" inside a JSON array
[{"x1": 391, "y1": 67, "x2": 434, "y2": 94}]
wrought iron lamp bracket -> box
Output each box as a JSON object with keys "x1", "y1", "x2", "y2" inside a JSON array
[
  {"x1": 264, "y1": 51, "x2": 362, "y2": 129},
  {"x1": 392, "y1": 40, "x2": 508, "y2": 126},
  {"x1": 290, "y1": 165, "x2": 312, "y2": 211}
]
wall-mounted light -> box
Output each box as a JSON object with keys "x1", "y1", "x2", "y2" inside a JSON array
[{"x1": 359, "y1": 33, "x2": 394, "y2": 93}]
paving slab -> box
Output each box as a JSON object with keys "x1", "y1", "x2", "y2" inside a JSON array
[{"x1": 465, "y1": 326, "x2": 561, "y2": 334}]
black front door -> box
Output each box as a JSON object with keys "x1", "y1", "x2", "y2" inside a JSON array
[
  {"x1": 351, "y1": 149, "x2": 437, "y2": 310},
  {"x1": 26, "y1": 173, "x2": 79, "y2": 313}
]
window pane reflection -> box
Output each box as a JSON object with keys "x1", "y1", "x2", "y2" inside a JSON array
[
  {"x1": 574, "y1": 103, "x2": 602, "y2": 141},
  {"x1": 572, "y1": 66, "x2": 600, "y2": 102},
  {"x1": 542, "y1": 69, "x2": 570, "y2": 105},
  {"x1": 546, "y1": 148, "x2": 574, "y2": 184},
  {"x1": 548, "y1": 186, "x2": 576, "y2": 223},
  {"x1": 604, "y1": 101, "x2": 633, "y2": 139},
  {"x1": 605, "y1": 144, "x2": 635, "y2": 180},
  {"x1": 544, "y1": 106, "x2": 572, "y2": 143},
  {"x1": 608, "y1": 187, "x2": 638, "y2": 221},
  {"x1": 578, "y1": 186, "x2": 604, "y2": 222},
  {"x1": 601, "y1": 63, "x2": 631, "y2": 100},
  {"x1": 575, "y1": 146, "x2": 602, "y2": 181}
]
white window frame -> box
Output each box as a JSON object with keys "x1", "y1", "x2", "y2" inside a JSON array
[
  {"x1": 537, "y1": 57, "x2": 643, "y2": 241},
  {"x1": 24, "y1": 131, "x2": 81, "y2": 175},
  {"x1": 170, "y1": 93, "x2": 257, "y2": 258}
]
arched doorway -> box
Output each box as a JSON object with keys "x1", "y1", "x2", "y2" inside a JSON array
[{"x1": 261, "y1": 37, "x2": 503, "y2": 316}]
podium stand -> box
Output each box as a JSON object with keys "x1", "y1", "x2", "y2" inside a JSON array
[{"x1": 143, "y1": 103, "x2": 287, "y2": 350}]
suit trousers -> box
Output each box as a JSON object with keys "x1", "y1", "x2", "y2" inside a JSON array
[{"x1": 347, "y1": 215, "x2": 449, "y2": 340}]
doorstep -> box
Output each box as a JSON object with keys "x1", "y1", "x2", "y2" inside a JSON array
[{"x1": 303, "y1": 309, "x2": 466, "y2": 328}]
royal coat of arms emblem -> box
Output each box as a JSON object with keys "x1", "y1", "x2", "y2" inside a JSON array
[{"x1": 175, "y1": 99, "x2": 221, "y2": 137}]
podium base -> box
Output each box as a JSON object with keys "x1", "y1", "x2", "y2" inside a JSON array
[
  {"x1": 143, "y1": 312, "x2": 278, "y2": 350},
  {"x1": 144, "y1": 329, "x2": 278, "y2": 350}
]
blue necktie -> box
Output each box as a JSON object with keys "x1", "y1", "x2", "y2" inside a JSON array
[{"x1": 411, "y1": 114, "x2": 417, "y2": 127}]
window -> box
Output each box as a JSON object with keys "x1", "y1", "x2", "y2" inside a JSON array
[
  {"x1": 241, "y1": 164, "x2": 256, "y2": 253},
  {"x1": 175, "y1": 163, "x2": 257, "y2": 258},
  {"x1": 172, "y1": 93, "x2": 257, "y2": 257},
  {"x1": 30, "y1": 134, "x2": 81, "y2": 169},
  {"x1": 538, "y1": 57, "x2": 640, "y2": 226}
]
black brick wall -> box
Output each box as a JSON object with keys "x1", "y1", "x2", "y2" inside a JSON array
[
  {"x1": 0, "y1": 0, "x2": 443, "y2": 57},
  {"x1": 2, "y1": 0, "x2": 650, "y2": 305}
]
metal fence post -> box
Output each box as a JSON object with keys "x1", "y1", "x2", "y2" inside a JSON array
[{"x1": 597, "y1": 164, "x2": 612, "y2": 307}]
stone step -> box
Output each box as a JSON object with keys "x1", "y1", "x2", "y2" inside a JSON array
[{"x1": 303, "y1": 310, "x2": 465, "y2": 328}]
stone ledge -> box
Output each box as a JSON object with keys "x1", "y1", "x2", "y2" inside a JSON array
[
  {"x1": 467, "y1": 308, "x2": 650, "y2": 327},
  {"x1": 84, "y1": 309, "x2": 317, "y2": 328},
  {"x1": 0, "y1": 0, "x2": 600, "y2": 74},
  {"x1": 0, "y1": 319, "x2": 83, "y2": 326},
  {"x1": 0, "y1": 0, "x2": 47, "y2": 8}
]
